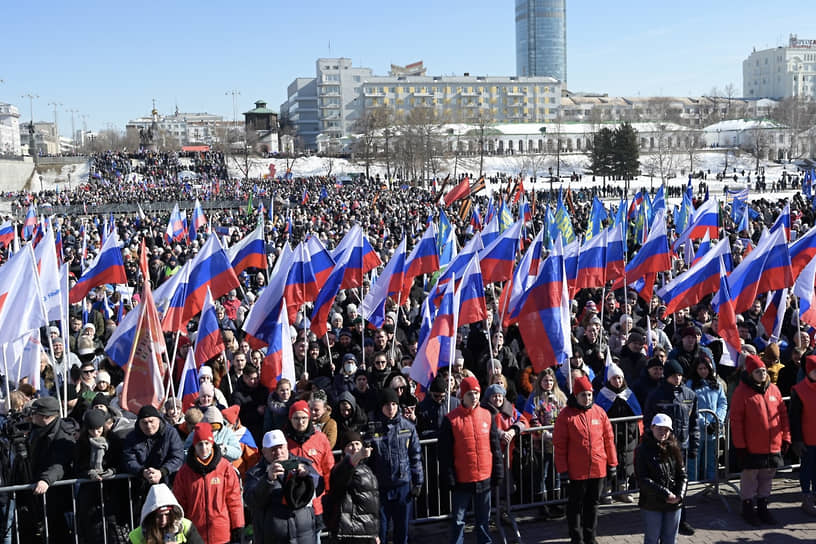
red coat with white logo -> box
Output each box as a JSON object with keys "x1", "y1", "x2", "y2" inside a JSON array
[
  {"x1": 553, "y1": 399, "x2": 618, "y2": 480},
  {"x1": 286, "y1": 423, "x2": 335, "y2": 516},
  {"x1": 173, "y1": 447, "x2": 244, "y2": 544},
  {"x1": 730, "y1": 373, "x2": 790, "y2": 455},
  {"x1": 439, "y1": 403, "x2": 504, "y2": 488}
]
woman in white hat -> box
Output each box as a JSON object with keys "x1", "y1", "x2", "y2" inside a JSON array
[{"x1": 634, "y1": 414, "x2": 687, "y2": 544}]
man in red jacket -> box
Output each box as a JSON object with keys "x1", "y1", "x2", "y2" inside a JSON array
[
  {"x1": 439, "y1": 376, "x2": 504, "y2": 544},
  {"x1": 173, "y1": 422, "x2": 244, "y2": 544},
  {"x1": 553, "y1": 375, "x2": 618, "y2": 544},
  {"x1": 730, "y1": 354, "x2": 791, "y2": 526}
]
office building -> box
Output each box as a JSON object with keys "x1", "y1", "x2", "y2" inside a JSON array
[{"x1": 515, "y1": 0, "x2": 567, "y2": 85}]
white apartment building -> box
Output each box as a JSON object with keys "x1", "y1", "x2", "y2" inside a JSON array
[
  {"x1": 282, "y1": 58, "x2": 562, "y2": 152},
  {"x1": 743, "y1": 34, "x2": 816, "y2": 100},
  {"x1": 125, "y1": 110, "x2": 238, "y2": 147},
  {"x1": 0, "y1": 102, "x2": 22, "y2": 156}
]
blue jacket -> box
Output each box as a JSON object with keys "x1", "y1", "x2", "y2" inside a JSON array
[
  {"x1": 368, "y1": 412, "x2": 423, "y2": 492},
  {"x1": 691, "y1": 380, "x2": 727, "y2": 427}
]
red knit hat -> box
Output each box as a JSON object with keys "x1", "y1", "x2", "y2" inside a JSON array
[
  {"x1": 573, "y1": 376, "x2": 593, "y2": 395},
  {"x1": 806, "y1": 355, "x2": 816, "y2": 375},
  {"x1": 459, "y1": 376, "x2": 481, "y2": 396},
  {"x1": 192, "y1": 422, "x2": 214, "y2": 445},
  {"x1": 221, "y1": 405, "x2": 240, "y2": 426},
  {"x1": 289, "y1": 400, "x2": 310, "y2": 419},
  {"x1": 744, "y1": 354, "x2": 765, "y2": 374}
]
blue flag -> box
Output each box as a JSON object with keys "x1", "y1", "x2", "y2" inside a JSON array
[{"x1": 587, "y1": 197, "x2": 607, "y2": 240}]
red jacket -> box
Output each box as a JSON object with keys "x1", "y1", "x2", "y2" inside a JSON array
[
  {"x1": 730, "y1": 376, "x2": 790, "y2": 454},
  {"x1": 553, "y1": 401, "x2": 618, "y2": 480},
  {"x1": 447, "y1": 404, "x2": 495, "y2": 483},
  {"x1": 174, "y1": 451, "x2": 244, "y2": 544},
  {"x1": 287, "y1": 426, "x2": 335, "y2": 516}
]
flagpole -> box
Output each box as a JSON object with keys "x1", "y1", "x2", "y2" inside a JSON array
[
  {"x1": 165, "y1": 330, "x2": 182, "y2": 402},
  {"x1": 2, "y1": 349, "x2": 11, "y2": 415},
  {"x1": 325, "y1": 333, "x2": 334, "y2": 375},
  {"x1": 222, "y1": 350, "x2": 234, "y2": 396},
  {"x1": 301, "y1": 303, "x2": 308, "y2": 381},
  {"x1": 390, "y1": 292, "x2": 402, "y2": 364}
]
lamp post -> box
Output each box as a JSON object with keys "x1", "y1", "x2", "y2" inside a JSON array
[
  {"x1": 447, "y1": 127, "x2": 460, "y2": 181},
  {"x1": 21, "y1": 93, "x2": 38, "y2": 159},
  {"x1": 66, "y1": 108, "x2": 78, "y2": 151},
  {"x1": 48, "y1": 101, "x2": 63, "y2": 154}
]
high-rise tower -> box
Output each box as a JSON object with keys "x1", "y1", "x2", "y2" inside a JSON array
[{"x1": 515, "y1": 0, "x2": 567, "y2": 87}]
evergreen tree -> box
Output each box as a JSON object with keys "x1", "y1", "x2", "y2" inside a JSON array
[
  {"x1": 591, "y1": 128, "x2": 615, "y2": 179},
  {"x1": 613, "y1": 122, "x2": 640, "y2": 179}
]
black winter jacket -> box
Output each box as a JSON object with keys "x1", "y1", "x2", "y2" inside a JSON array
[
  {"x1": 244, "y1": 455, "x2": 324, "y2": 544},
  {"x1": 121, "y1": 420, "x2": 185, "y2": 483},
  {"x1": 644, "y1": 380, "x2": 700, "y2": 456},
  {"x1": 635, "y1": 431, "x2": 687, "y2": 512},
  {"x1": 324, "y1": 455, "x2": 380, "y2": 539}
]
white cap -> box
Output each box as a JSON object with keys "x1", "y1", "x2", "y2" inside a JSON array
[
  {"x1": 263, "y1": 429, "x2": 286, "y2": 449},
  {"x1": 651, "y1": 413, "x2": 673, "y2": 429},
  {"x1": 198, "y1": 365, "x2": 213, "y2": 379}
]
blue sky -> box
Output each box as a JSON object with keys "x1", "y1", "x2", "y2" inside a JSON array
[{"x1": 1, "y1": 0, "x2": 814, "y2": 134}]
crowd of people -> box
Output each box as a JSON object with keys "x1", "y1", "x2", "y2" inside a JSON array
[{"x1": 0, "y1": 150, "x2": 815, "y2": 544}]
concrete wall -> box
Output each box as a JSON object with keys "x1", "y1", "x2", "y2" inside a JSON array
[{"x1": 0, "y1": 156, "x2": 35, "y2": 191}]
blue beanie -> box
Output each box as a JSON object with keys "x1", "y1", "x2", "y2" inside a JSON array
[{"x1": 484, "y1": 383, "x2": 506, "y2": 399}]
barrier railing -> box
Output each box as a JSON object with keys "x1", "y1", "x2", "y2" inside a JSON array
[{"x1": 0, "y1": 407, "x2": 804, "y2": 543}]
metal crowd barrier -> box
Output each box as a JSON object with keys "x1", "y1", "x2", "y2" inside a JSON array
[{"x1": 0, "y1": 407, "x2": 804, "y2": 543}]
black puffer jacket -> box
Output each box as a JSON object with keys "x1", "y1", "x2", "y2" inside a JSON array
[
  {"x1": 635, "y1": 431, "x2": 687, "y2": 512},
  {"x1": 324, "y1": 455, "x2": 380, "y2": 539}
]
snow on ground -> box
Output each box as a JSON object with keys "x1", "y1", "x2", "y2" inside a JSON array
[
  {"x1": 226, "y1": 150, "x2": 798, "y2": 203},
  {"x1": 36, "y1": 161, "x2": 90, "y2": 192}
]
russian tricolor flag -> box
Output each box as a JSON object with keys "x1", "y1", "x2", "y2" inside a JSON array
[
  {"x1": 564, "y1": 237, "x2": 581, "y2": 297},
  {"x1": 457, "y1": 255, "x2": 488, "y2": 326},
  {"x1": 713, "y1": 257, "x2": 741, "y2": 367},
  {"x1": 162, "y1": 235, "x2": 240, "y2": 331},
  {"x1": 310, "y1": 241, "x2": 352, "y2": 338},
  {"x1": 23, "y1": 204, "x2": 37, "y2": 240},
  {"x1": 194, "y1": 288, "x2": 224, "y2": 365},
  {"x1": 517, "y1": 238, "x2": 572, "y2": 372},
  {"x1": 259, "y1": 299, "x2": 297, "y2": 391},
  {"x1": 500, "y1": 228, "x2": 545, "y2": 328},
  {"x1": 626, "y1": 209, "x2": 670, "y2": 281},
  {"x1": 69, "y1": 229, "x2": 127, "y2": 304},
  {"x1": 164, "y1": 203, "x2": 187, "y2": 244},
  {"x1": 243, "y1": 244, "x2": 293, "y2": 349},
  {"x1": 673, "y1": 197, "x2": 719, "y2": 252},
  {"x1": 0, "y1": 221, "x2": 14, "y2": 248},
  {"x1": 404, "y1": 223, "x2": 440, "y2": 279},
  {"x1": 657, "y1": 238, "x2": 732, "y2": 316},
  {"x1": 575, "y1": 229, "x2": 607, "y2": 290},
  {"x1": 305, "y1": 235, "x2": 336, "y2": 290},
  {"x1": 760, "y1": 288, "x2": 787, "y2": 341},
  {"x1": 177, "y1": 349, "x2": 200, "y2": 411},
  {"x1": 794, "y1": 254, "x2": 816, "y2": 328},
  {"x1": 479, "y1": 220, "x2": 521, "y2": 284},
  {"x1": 605, "y1": 222, "x2": 626, "y2": 280},
  {"x1": 481, "y1": 214, "x2": 501, "y2": 247},
  {"x1": 333, "y1": 224, "x2": 382, "y2": 290},
  {"x1": 769, "y1": 201, "x2": 791, "y2": 242},
  {"x1": 361, "y1": 237, "x2": 407, "y2": 328},
  {"x1": 790, "y1": 224, "x2": 816, "y2": 278},
  {"x1": 226, "y1": 221, "x2": 267, "y2": 274},
  {"x1": 283, "y1": 240, "x2": 319, "y2": 322},
  {"x1": 712, "y1": 228, "x2": 792, "y2": 314},
  {"x1": 189, "y1": 199, "x2": 207, "y2": 243},
  {"x1": 691, "y1": 231, "x2": 711, "y2": 266},
  {"x1": 408, "y1": 278, "x2": 459, "y2": 387}
]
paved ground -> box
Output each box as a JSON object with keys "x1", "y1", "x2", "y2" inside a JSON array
[{"x1": 413, "y1": 475, "x2": 816, "y2": 543}]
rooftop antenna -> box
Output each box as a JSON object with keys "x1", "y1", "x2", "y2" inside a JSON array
[{"x1": 328, "y1": 40, "x2": 332, "y2": 56}]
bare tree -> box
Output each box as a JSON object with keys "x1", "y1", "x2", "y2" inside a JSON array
[
  {"x1": 643, "y1": 122, "x2": 677, "y2": 187},
  {"x1": 723, "y1": 83, "x2": 738, "y2": 119},
  {"x1": 352, "y1": 107, "x2": 389, "y2": 180},
  {"x1": 681, "y1": 129, "x2": 702, "y2": 175},
  {"x1": 748, "y1": 125, "x2": 771, "y2": 172},
  {"x1": 771, "y1": 96, "x2": 816, "y2": 160}
]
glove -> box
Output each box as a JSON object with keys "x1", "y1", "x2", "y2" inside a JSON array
[
  {"x1": 792, "y1": 441, "x2": 806, "y2": 458},
  {"x1": 230, "y1": 527, "x2": 244, "y2": 543},
  {"x1": 607, "y1": 466, "x2": 617, "y2": 480},
  {"x1": 782, "y1": 441, "x2": 791, "y2": 455},
  {"x1": 706, "y1": 421, "x2": 718, "y2": 435},
  {"x1": 410, "y1": 485, "x2": 422, "y2": 499},
  {"x1": 686, "y1": 450, "x2": 697, "y2": 460},
  {"x1": 558, "y1": 472, "x2": 570, "y2": 487}
]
